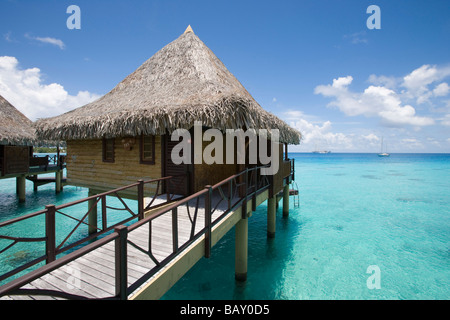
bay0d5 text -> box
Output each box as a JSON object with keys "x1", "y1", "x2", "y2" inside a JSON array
[{"x1": 180, "y1": 304, "x2": 270, "y2": 317}]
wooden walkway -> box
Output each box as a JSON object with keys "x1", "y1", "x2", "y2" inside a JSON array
[{"x1": 0, "y1": 194, "x2": 230, "y2": 300}]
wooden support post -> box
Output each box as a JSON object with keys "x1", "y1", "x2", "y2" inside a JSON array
[
  {"x1": 55, "y1": 170, "x2": 61, "y2": 193},
  {"x1": 33, "y1": 176, "x2": 38, "y2": 192},
  {"x1": 285, "y1": 143, "x2": 288, "y2": 161},
  {"x1": 45, "y1": 205, "x2": 56, "y2": 264},
  {"x1": 267, "y1": 195, "x2": 276, "y2": 238},
  {"x1": 115, "y1": 225, "x2": 128, "y2": 300},
  {"x1": 88, "y1": 190, "x2": 98, "y2": 235},
  {"x1": 204, "y1": 185, "x2": 212, "y2": 258},
  {"x1": 16, "y1": 175, "x2": 26, "y2": 203},
  {"x1": 172, "y1": 207, "x2": 178, "y2": 254},
  {"x1": 137, "y1": 180, "x2": 144, "y2": 221},
  {"x1": 283, "y1": 183, "x2": 289, "y2": 217},
  {"x1": 235, "y1": 217, "x2": 248, "y2": 282}
]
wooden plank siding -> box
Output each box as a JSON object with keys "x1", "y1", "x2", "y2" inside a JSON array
[
  {"x1": 66, "y1": 136, "x2": 162, "y2": 197},
  {"x1": 66, "y1": 134, "x2": 287, "y2": 198},
  {"x1": 193, "y1": 136, "x2": 238, "y2": 193}
]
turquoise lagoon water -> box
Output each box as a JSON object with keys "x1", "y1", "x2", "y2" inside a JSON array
[
  {"x1": 0, "y1": 153, "x2": 449, "y2": 299},
  {"x1": 162, "y1": 153, "x2": 450, "y2": 300}
]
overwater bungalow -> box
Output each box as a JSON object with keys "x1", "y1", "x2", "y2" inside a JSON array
[
  {"x1": 35, "y1": 26, "x2": 301, "y2": 200},
  {"x1": 1, "y1": 27, "x2": 301, "y2": 300},
  {"x1": 0, "y1": 95, "x2": 65, "y2": 201},
  {"x1": 0, "y1": 94, "x2": 35, "y2": 177}
]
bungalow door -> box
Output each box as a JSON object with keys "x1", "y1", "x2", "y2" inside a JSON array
[{"x1": 162, "y1": 134, "x2": 190, "y2": 196}]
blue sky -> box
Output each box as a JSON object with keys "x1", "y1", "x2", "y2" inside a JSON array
[{"x1": 1, "y1": 0, "x2": 450, "y2": 152}]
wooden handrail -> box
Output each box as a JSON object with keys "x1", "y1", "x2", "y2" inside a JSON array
[
  {"x1": 0, "y1": 164, "x2": 284, "y2": 299},
  {"x1": 0, "y1": 174, "x2": 187, "y2": 284}
]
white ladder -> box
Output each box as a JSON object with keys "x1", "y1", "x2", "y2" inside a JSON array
[{"x1": 290, "y1": 181, "x2": 300, "y2": 208}]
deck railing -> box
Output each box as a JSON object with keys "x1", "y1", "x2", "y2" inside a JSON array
[
  {"x1": 29, "y1": 154, "x2": 66, "y2": 170},
  {"x1": 0, "y1": 160, "x2": 295, "y2": 300},
  {"x1": 0, "y1": 174, "x2": 185, "y2": 284}
]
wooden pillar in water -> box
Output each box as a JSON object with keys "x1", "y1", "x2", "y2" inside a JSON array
[
  {"x1": 235, "y1": 217, "x2": 248, "y2": 282},
  {"x1": 283, "y1": 183, "x2": 289, "y2": 217},
  {"x1": 267, "y1": 195, "x2": 276, "y2": 238},
  {"x1": 16, "y1": 175, "x2": 26, "y2": 202},
  {"x1": 88, "y1": 190, "x2": 98, "y2": 235},
  {"x1": 55, "y1": 170, "x2": 62, "y2": 193}
]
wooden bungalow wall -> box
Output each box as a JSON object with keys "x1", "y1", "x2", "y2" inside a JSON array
[
  {"x1": 66, "y1": 134, "x2": 288, "y2": 199},
  {"x1": 66, "y1": 136, "x2": 162, "y2": 198}
]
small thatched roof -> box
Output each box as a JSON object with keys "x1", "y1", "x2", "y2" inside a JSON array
[
  {"x1": 0, "y1": 94, "x2": 35, "y2": 146},
  {"x1": 36, "y1": 26, "x2": 301, "y2": 145}
]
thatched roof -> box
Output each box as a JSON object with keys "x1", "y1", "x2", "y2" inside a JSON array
[
  {"x1": 0, "y1": 94, "x2": 35, "y2": 146},
  {"x1": 36, "y1": 26, "x2": 301, "y2": 145}
]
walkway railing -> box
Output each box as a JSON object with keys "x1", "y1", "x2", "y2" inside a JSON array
[
  {"x1": 0, "y1": 160, "x2": 294, "y2": 300},
  {"x1": 0, "y1": 174, "x2": 185, "y2": 284}
]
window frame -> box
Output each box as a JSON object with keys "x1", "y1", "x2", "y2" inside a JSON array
[
  {"x1": 102, "y1": 138, "x2": 115, "y2": 163},
  {"x1": 140, "y1": 135, "x2": 155, "y2": 165}
]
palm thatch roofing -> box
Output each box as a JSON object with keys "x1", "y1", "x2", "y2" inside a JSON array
[
  {"x1": 0, "y1": 94, "x2": 35, "y2": 146},
  {"x1": 36, "y1": 26, "x2": 301, "y2": 145}
]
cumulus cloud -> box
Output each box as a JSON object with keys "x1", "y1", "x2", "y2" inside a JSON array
[
  {"x1": 433, "y1": 82, "x2": 449, "y2": 97},
  {"x1": 0, "y1": 56, "x2": 100, "y2": 120},
  {"x1": 281, "y1": 110, "x2": 354, "y2": 151},
  {"x1": 362, "y1": 133, "x2": 380, "y2": 142},
  {"x1": 314, "y1": 71, "x2": 435, "y2": 127},
  {"x1": 401, "y1": 64, "x2": 450, "y2": 104},
  {"x1": 280, "y1": 108, "x2": 446, "y2": 152}
]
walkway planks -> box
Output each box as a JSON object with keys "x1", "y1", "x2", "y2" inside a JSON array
[{"x1": 0, "y1": 193, "x2": 231, "y2": 300}]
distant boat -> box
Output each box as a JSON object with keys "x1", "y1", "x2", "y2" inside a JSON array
[
  {"x1": 312, "y1": 143, "x2": 330, "y2": 154},
  {"x1": 378, "y1": 137, "x2": 390, "y2": 157}
]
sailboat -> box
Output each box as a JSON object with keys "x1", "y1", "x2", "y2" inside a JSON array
[
  {"x1": 312, "y1": 143, "x2": 331, "y2": 154},
  {"x1": 378, "y1": 137, "x2": 390, "y2": 157}
]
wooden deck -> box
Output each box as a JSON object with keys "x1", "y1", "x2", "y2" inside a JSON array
[{"x1": 0, "y1": 194, "x2": 231, "y2": 300}]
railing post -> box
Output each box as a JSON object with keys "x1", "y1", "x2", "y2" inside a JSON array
[
  {"x1": 101, "y1": 195, "x2": 107, "y2": 231},
  {"x1": 137, "y1": 179, "x2": 144, "y2": 220},
  {"x1": 172, "y1": 207, "x2": 178, "y2": 253},
  {"x1": 88, "y1": 194, "x2": 98, "y2": 235},
  {"x1": 45, "y1": 205, "x2": 56, "y2": 264},
  {"x1": 114, "y1": 225, "x2": 128, "y2": 300},
  {"x1": 204, "y1": 185, "x2": 212, "y2": 258},
  {"x1": 228, "y1": 179, "x2": 232, "y2": 210},
  {"x1": 242, "y1": 168, "x2": 248, "y2": 219},
  {"x1": 291, "y1": 158, "x2": 295, "y2": 181}
]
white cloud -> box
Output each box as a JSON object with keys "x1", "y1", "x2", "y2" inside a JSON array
[
  {"x1": 0, "y1": 56, "x2": 100, "y2": 120},
  {"x1": 315, "y1": 73, "x2": 435, "y2": 127},
  {"x1": 344, "y1": 31, "x2": 368, "y2": 44},
  {"x1": 401, "y1": 138, "x2": 424, "y2": 150},
  {"x1": 280, "y1": 109, "x2": 448, "y2": 152},
  {"x1": 281, "y1": 110, "x2": 354, "y2": 151},
  {"x1": 289, "y1": 118, "x2": 354, "y2": 151},
  {"x1": 362, "y1": 133, "x2": 380, "y2": 142},
  {"x1": 25, "y1": 34, "x2": 65, "y2": 50},
  {"x1": 368, "y1": 74, "x2": 399, "y2": 89},
  {"x1": 402, "y1": 64, "x2": 450, "y2": 104},
  {"x1": 36, "y1": 37, "x2": 65, "y2": 50},
  {"x1": 433, "y1": 82, "x2": 449, "y2": 97},
  {"x1": 4, "y1": 31, "x2": 14, "y2": 43}
]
